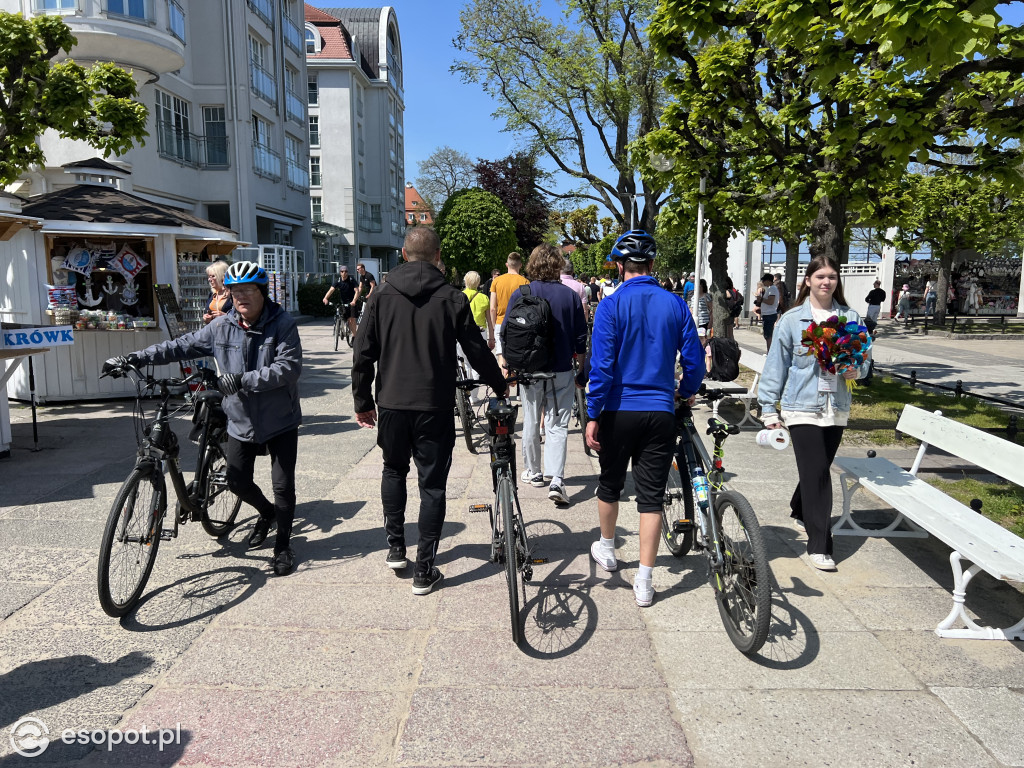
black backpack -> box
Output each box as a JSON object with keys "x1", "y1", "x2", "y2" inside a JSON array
[
  {"x1": 726, "y1": 288, "x2": 743, "y2": 318},
  {"x1": 501, "y1": 283, "x2": 553, "y2": 373},
  {"x1": 707, "y1": 337, "x2": 741, "y2": 382}
]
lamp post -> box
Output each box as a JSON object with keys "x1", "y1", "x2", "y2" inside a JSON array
[
  {"x1": 629, "y1": 192, "x2": 646, "y2": 231},
  {"x1": 692, "y1": 176, "x2": 707, "y2": 318}
]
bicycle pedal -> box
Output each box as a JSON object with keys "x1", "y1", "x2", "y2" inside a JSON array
[
  {"x1": 673, "y1": 519, "x2": 695, "y2": 532},
  {"x1": 159, "y1": 529, "x2": 177, "y2": 541},
  {"x1": 523, "y1": 566, "x2": 533, "y2": 582},
  {"x1": 529, "y1": 557, "x2": 548, "y2": 564},
  {"x1": 469, "y1": 503, "x2": 491, "y2": 514}
]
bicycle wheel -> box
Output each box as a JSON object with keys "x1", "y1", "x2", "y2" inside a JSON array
[
  {"x1": 97, "y1": 466, "x2": 166, "y2": 617},
  {"x1": 334, "y1": 314, "x2": 342, "y2": 351},
  {"x1": 712, "y1": 490, "x2": 771, "y2": 655},
  {"x1": 345, "y1": 321, "x2": 353, "y2": 348},
  {"x1": 199, "y1": 441, "x2": 242, "y2": 536},
  {"x1": 498, "y1": 476, "x2": 522, "y2": 646},
  {"x1": 456, "y1": 388, "x2": 476, "y2": 454},
  {"x1": 661, "y1": 456, "x2": 694, "y2": 557},
  {"x1": 574, "y1": 386, "x2": 594, "y2": 457}
]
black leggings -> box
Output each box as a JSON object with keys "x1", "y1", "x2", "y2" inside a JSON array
[
  {"x1": 788, "y1": 424, "x2": 844, "y2": 556},
  {"x1": 225, "y1": 428, "x2": 298, "y2": 554}
]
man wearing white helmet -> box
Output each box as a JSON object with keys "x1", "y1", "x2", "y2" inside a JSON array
[{"x1": 103, "y1": 260, "x2": 303, "y2": 576}]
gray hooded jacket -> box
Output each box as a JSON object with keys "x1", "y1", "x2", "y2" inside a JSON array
[{"x1": 137, "y1": 301, "x2": 302, "y2": 443}]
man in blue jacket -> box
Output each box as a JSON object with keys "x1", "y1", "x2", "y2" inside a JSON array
[
  {"x1": 586, "y1": 231, "x2": 705, "y2": 607},
  {"x1": 104, "y1": 261, "x2": 302, "y2": 576}
]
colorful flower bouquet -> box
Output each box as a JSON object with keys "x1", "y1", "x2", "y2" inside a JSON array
[{"x1": 800, "y1": 315, "x2": 872, "y2": 390}]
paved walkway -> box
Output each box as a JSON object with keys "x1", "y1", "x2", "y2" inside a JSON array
[{"x1": 1, "y1": 321, "x2": 1022, "y2": 767}]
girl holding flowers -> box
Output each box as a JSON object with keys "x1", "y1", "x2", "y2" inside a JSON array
[{"x1": 757, "y1": 256, "x2": 873, "y2": 571}]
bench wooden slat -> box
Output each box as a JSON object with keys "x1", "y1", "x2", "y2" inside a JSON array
[
  {"x1": 834, "y1": 456, "x2": 1024, "y2": 582},
  {"x1": 896, "y1": 404, "x2": 1024, "y2": 488}
]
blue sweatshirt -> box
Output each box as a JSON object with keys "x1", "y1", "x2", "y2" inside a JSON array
[
  {"x1": 587, "y1": 275, "x2": 705, "y2": 418},
  {"x1": 505, "y1": 280, "x2": 587, "y2": 372}
]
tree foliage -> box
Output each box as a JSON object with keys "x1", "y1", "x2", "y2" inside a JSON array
[
  {"x1": 453, "y1": 0, "x2": 668, "y2": 231},
  {"x1": 474, "y1": 151, "x2": 552, "y2": 252},
  {"x1": 434, "y1": 188, "x2": 519, "y2": 278},
  {"x1": 892, "y1": 169, "x2": 1023, "y2": 323},
  {"x1": 414, "y1": 145, "x2": 476, "y2": 213},
  {"x1": 644, "y1": 1, "x2": 1024, "y2": 266},
  {"x1": 0, "y1": 13, "x2": 148, "y2": 185}
]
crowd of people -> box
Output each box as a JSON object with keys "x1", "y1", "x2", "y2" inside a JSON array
[{"x1": 102, "y1": 228, "x2": 874, "y2": 596}]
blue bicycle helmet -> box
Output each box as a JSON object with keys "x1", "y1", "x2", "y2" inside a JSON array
[
  {"x1": 224, "y1": 261, "x2": 269, "y2": 286},
  {"x1": 609, "y1": 230, "x2": 657, "y2": 262}
]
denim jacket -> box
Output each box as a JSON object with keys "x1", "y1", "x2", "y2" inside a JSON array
[{"x1": 757, "y1": 301, "x2": 872, "y2": 419}]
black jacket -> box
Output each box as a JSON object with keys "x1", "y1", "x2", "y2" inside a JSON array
[{"x1": 352, "y1": 260, "x2": 505, "y2": 412}]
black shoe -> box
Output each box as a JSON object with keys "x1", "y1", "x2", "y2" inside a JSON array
[
  {"x1": 385, "y1": 546, "x2": 407, "y2": 570},
  {"x1": 412, "y1": 568, "x2": 444, "y2": 595},
  {"x1": 272, "y1": 548, "x2": 294, "y2": 576},
  {"x1": 248, "y1": 516, "x2": 272, "y2": 549}
]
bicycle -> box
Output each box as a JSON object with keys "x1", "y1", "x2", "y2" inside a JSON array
[
  {"x1": 96, "y1": 362, "x2": 242, "y2": 617},
  {"x1": 458, "y1": 372, "x2": 553, "y2": 646},
  {"x1": 332, "y1": 301, "x2": 353, "y2": 350},
  {"x1": 570, "y1": 356, "x2": 594, "y2": 457},
  {"x1": 455, "y1": 350, "x2": 477, "y2": 454},
  {"x1": 662, "y1": 386, "x2": 772, "y2": 654}
]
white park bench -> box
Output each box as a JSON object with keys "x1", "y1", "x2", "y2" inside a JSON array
[
  {"x1": 832, "y1": 404, "x2": 1024, "y2": 641},
  {"x1": 706, "y1": 349, "x2": 767, "y2": 429}
]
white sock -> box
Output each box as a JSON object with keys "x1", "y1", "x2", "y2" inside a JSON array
[
  {"x1": 600, "y1": 536, "x2": 615, "y2": 552},
  {"x1": 637, "y1": 564, "x2": 653, "y2": 582}
]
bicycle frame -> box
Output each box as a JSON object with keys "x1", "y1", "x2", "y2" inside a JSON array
[{"x1": 674, "y1": 406, "x2": 731, "y2": 571}]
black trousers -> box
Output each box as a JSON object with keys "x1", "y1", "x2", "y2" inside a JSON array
[
  {"x1": 377, "y1": 408, "x2": 456, "y2": 576},
  {"x1": 225, "y1": 428, "x2": 298, "y2": 554},
  {"x1": 788, "y1": 424, "x2": 844, "y2": 556}
]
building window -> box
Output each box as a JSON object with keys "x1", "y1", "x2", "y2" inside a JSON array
[
  {"x1": 308, "y1": 115, "x2": 319, "y2": 146},
  {"x1": 34, "y1": 0, "x2": 77, "y2": 13},
  {"x1": 169, "y1": 1, "x2": 186, "y2": 41},
  {"x1": 307, "y1": 75, "x2": 318, "y2": 105},
  {"x1": 106, "y1": 0, "x2": 150, "y2": 21},
  {"x1": 202, "y1": 106, "x2": 228, "y2": 168},
  {"x1": 420, "y1": 213, "x2": 427, "y2": 222},
  {"x1": 155, "y1": 90, "x2": 192, "y2": 164},
  {"x1": 305, "y1": 27, "x2": 318, "y2": 53},
  {"x1": 310, "y1": 156, "x2": 321, "y2": 187},
  {"x1": 249, "y1": 35, "x2": 276, "y2": 104},
  {"x1": 247, "y1": 0, "x2": 273, "y2": 27},
  {"x1": 206, "y1": 203, "x2": 231, "y2": 229},
  {"x1": 358, "y1": 162, "x2": 365, "y2": 194},
  {"x1": 311, "y1": 196, "x2": 322, "y2": 222},
  {"x1": 252, "y1": 115, "x2": 280, "y2": 180}
]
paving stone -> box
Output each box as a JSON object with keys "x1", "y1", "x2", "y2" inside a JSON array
[
  {"x1": 398, "y1": 687, "x2": 691, "y2": 767},
  {"x1": 677, "y1": 689, "x2": 999, "y2": 768},
  {"x1": 874, "y1": 631, "x2": 1024, "y2": 687},
  {"x1": 932, "y1": 686, "x2": 1024, "y2": 766}
]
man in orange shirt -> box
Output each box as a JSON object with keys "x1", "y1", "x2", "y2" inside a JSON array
[{"x1": 489, "y1": 252, "x2": 529, "y2": 374}]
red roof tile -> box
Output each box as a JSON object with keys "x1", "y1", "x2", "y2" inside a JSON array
[
  {"x1": 305, "y1": 4, "x2": 353, "y2": 59},
  {"x1": 304, "y1": 4, "x2": 337, "y2": 23}
]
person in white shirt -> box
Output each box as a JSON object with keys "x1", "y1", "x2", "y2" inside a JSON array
[{"x1": 758, "y1": 273, "x2": 780, "y2": 351}]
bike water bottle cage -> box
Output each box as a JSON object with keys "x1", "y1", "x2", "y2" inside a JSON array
[
  {"x1": 224, "y1": 261, "x2": 269, "y2": 286},
  {"x1": 486, "y1": 398, "x2": 518, "y2": 436}
]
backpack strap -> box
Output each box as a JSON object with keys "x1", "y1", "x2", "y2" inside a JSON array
[{"x1": 521, "y1": 283, "x2": 532, "y2": 297}]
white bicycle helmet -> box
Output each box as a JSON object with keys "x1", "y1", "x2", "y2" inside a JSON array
[{"x1": 224, "y1": 261, "x2": 268, "y2": 286}]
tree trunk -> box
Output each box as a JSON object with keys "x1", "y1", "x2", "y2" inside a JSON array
[
  {"x1": 784, "y1": 237, "x2": 800, "y2": 302},
  {"x1": 932, "y1": 249, "x2": 954, "y2": 325},
  {"x1": 809, "y1": 193, "x2": 847, "y2": 264},
  {"x1": 708, "y1": 224, "x2": 731, "y2": 340}
]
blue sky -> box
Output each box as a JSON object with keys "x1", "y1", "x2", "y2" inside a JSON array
[{"x1": 309, "y1": 1, "x2": 1024, "y2": 205}]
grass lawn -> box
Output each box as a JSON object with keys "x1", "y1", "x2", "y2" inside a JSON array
[
  {"x1": 926, "y1": 476, "x2": 1024, "y2": 538},
  {"x1": 846, "y1": 375, "x2": 1023, "y2": 446}
]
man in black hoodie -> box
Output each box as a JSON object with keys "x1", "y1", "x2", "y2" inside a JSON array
[{"x1": 352, "y1": 227, "x2": 506, "y2": 595}]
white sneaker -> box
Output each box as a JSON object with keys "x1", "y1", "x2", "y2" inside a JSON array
[
  {"x1": 521, "y1": 470, "x2": 543, "y2": 486},
  {"x1": 793, "y1": 518, "x2": 806, "y2": 533},
  {"x1": 633, "y1": 578, "x2": 655, "y2": 607},
  {"x1": 590, "y1": 541, "x2": 617, "y2": 572},
  {"x1": 809, "y1": 553, "x2": 837, "y2": 571},
  {"x1": 548, "y1": 483, "x2": 570, "y2": 505}
]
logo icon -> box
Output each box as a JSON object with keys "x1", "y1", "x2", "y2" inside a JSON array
[{"x1": 10, "y1": 717, "x2": 50, "y2": 758}]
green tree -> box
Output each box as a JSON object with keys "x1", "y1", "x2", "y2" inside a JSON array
[
  {"x1": 415, "y1": 145, "x2": 476, "y2": 213},
  {"x1": 646, "y1": 1, "x2": 1024, "y2": 264},
  {"x1": 453, "y1": 0, "x2": 668, "y2": 231},
  {"x1": 0, "y1": 13, "x2": 148, "y2": 185},
  {"x1": 892, "y1": 169, "x2": 1023, "y2": 324},
  {"x1": 474, "y1": 151, "x2": 552, "y2": 251},
  {"x1": 435, "y1": 188, "x2": 519, "y2": 278}
]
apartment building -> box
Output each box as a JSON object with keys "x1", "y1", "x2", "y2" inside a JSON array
[
  {"x1": 404, "y1": 182, "x2": 433, "y2": 226},
  {"x1": 305, "y1": 5, "x2": 405, "y2": 274},
  {"x1": 4, "y1": 0, "x2": 313, "y2": 260}
]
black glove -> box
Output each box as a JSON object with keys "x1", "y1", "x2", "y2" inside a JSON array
[
  {"x1": 218, "y1": 373, "x2": 243, "y2": 395},
  {"x1": 101, "y1": 354, "x2": 141, "y2": 377}
]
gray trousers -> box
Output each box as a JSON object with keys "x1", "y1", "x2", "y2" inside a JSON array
[{"x1": 520, "y1": 369, "x2": 575, "y2": 485}]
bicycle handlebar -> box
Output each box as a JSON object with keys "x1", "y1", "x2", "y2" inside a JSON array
[
  {"x1": 455, "y1": 371, "x2": 556, "y2": 390},
  {"x1": 101, "y1": 361, "x2": 206, "y2": 394}
]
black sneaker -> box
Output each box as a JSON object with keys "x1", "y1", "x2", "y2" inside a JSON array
[
  {"x1": 272, "y1": 548, "x2": 294, "y2": 576},
  {"x1": 412, "y1": 568, "x2": 444, "y2": 595},
  {"x1": 385, "y1": 546, "x2": 407, "y2": 570},
  {"x1": 248, "y1": 515, "x2": 272, "y2": 549}
]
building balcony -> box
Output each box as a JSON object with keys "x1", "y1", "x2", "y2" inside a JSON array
[
  {"x1": 44, "y1": 0, "x2": 186, "y2": 76},
  {"x1": 285, "y1": 89, "x2": 304, "y2": 124},
  {"x1": 358, "y1": 215, "x2": 383, "y2": 234},
  {"x1": 253, "y1": 143, "x2": 281, "y2": 181},
  {"x1": 156, "y1": 121, "x2": 230, "y2": 169},
  {"x1": 282, "y1": 14, "x2": 303, "y2": 54},
  {"x1": 250, "y1": 62, "x2": 277, "y2": 105},
  {"x1": 286, "y1": 161, "x2": 309, "y2": 192},
  {"x1": 247, "y1": 0, "x2": 273, "y2": 28}
]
